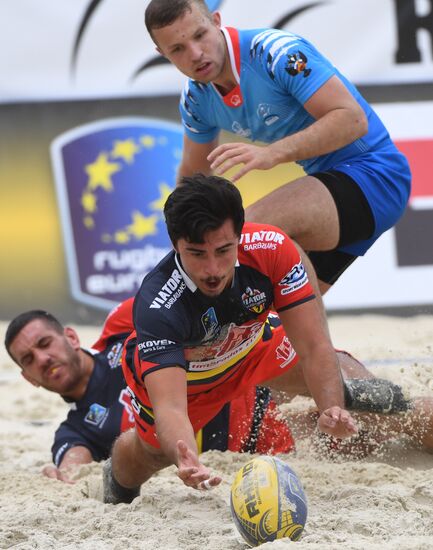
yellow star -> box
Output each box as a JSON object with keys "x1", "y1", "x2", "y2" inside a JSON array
[
  {"x1": 111, "y1": 139, "x2": 140, "y2": 164},
  {"x1": 114, "y1": 230, "x2": 130, "y2": 244},
  {"x1": 81, "y1": 190, "x2": 97, "y2": 213},
  {"x1": 83, "y1": 216, "x2": 95, "y2": 229},
  {"x1": 140, "y1": 135, "x2": 156, "y2": 149},
  {"x1": 127, "y1": 211, "x2": 158, "y2": 239},
  {"x1": 150, "y1": 182, "x2": 173, "y2": 212},
  {"x1": 85, "y1": 153, "x2": 121, "y2": 192}
]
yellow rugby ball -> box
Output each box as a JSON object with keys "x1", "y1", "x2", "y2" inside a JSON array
[{"x1": 230, "y1": 456, "x2": 307, "y2": 546}]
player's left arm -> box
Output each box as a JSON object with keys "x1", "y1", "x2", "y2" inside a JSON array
[
  {"x1": 43, "y1": 446, "x2": 93, "y2": 483},
  {"x1": 278, "y1": 301, "x2": 358, "y2": 439},
  {"x1": 209, "y1": 75, "x2": 367, "y2": 181}
]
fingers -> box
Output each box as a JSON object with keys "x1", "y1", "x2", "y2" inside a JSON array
[
  {"x1": 318, "y1": 407, "x2": 358, "y2": 438},
  {"x1": 198, "y1": 476, "x2": 222, "y2": 491}
]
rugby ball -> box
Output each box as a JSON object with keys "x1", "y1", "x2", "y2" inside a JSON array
[{"x1": 230, "y1": 456, "x2": 307, "y2": 546}]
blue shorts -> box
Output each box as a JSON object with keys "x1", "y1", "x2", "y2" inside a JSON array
[{"x1": 335, "y1": 143, "x2": 411, "y2": 256}]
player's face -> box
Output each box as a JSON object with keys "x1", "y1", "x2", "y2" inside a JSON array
[
  {"x1": 152, "y1": 4, "x2": 228, "y2": 84},
  {"x1": 9, "y1": 320, "x2": 83, "y2": 396},
  {"x1": 176, "y1": 219, "x2": 239, "y2": 297}
]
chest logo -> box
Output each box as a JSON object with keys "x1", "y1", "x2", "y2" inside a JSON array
[
  {"x1": 242, "y1": 286, "x2": 266, "y2": 314},
  {"x1": 201, "y1": 307, "x2": 220, "y2": 341},
  {"x1": 85, "y1": 403, "x2": 108, "y2": 427}
]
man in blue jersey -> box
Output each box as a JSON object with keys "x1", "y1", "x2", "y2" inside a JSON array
[{"x1": 144, "y1": 0, "x2": 411, "y2": 294}]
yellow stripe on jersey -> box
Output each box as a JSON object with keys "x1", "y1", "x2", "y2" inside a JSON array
[
  {"x1": 186, "y1": 324, "x2": 265, "y2": 382},
  {"x1": 195, "y1": 429, "x2": 203, "y2": 454}
]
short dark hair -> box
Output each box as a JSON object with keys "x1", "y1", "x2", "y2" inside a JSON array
[
  {"x1": 164, "y1": 174, "x2": 245, "y2": 245},
  {"x1": 5, "y1": 310, "x2": 64, "y2": 362},
  {"x1": 145, "y1": 0, "x2": 211, "y2": 39}
]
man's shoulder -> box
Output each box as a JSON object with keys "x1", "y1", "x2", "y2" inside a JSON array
[
  {"x1": 135, "y1": 251, "x2": 189, "y2": 313},
  {"x1": 238, "y1": 222, "x2": 296, "y2": 266}
]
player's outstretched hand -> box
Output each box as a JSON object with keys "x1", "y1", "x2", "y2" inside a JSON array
[
  {"x1": 208, "y1": 143, "x2": 278, "y2": 182},
  {"x1": 318, "y1": 407, "x2": 358, "y2": 439},
  {"x1": 42, "y1": 464, "x2": 75, "y2": 484},
  {"x1": 176, "y1": 440, "x2": 222, "y2": 491}
]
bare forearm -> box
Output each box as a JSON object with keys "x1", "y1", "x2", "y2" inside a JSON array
[
  {"x1": 58, "y1": 446, "x2": 93, "y2": 470},
  {"x1": 268, "y1": 108, "x2": 367, "y2": 165},
  {"x1": 302, "y1": 345, "x2": 345, "y2": 413},
  {"x1": 155, "y1": 410, "x2": 197, "y2": 465},
  {"x1": 44, "y1": 446, "x2": 93, "y2": 482}
]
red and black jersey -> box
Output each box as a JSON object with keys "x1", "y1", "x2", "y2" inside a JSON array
[{"x1": 125, "y1": 222, "x2": 314, "y2": 398}]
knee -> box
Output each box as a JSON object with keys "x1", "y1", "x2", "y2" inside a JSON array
[{"x1": 344, "y1": 378, "x2": 412, "y2": 414}]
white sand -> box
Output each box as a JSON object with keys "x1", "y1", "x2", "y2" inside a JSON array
[{"x1": 1, "y1": 315, "x2": 432, "y2": 550}]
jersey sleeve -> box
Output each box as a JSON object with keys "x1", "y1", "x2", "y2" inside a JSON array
[
  {"x1": 251, "y1": 29, "x2": 335, "y2": 106},
  {"x1": 179, "y1": 80, "x2": 220, "y2": 143},
  {"x1": 240, "y1": 223, "x2": 315, "y2": 312},
  {"x1": 133, "y1": 292, "x2": 188, "y2": 380},
  {"x1": 51, "y1": 421, "x2": 102, "y2": 466},
  {"x1": 92, "y1": 297, "x2": 134, "y2": 351}
]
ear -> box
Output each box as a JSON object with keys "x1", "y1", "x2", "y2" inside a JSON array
[
  {"x1": 21, "y1": 370, "x2": 40, "y2": 388},
  {"x1": 64, "y1": 326, "x2": 81, "y2": 351},
  {"x1": 212, "y1": 11, "x2": 221, "y2": 28}
]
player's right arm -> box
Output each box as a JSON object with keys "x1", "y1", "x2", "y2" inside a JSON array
[
  {"x1": 144, "y1": 366, "x2": 221, "y2": 489},
  {"x1": 177, "y1": 134, "x2": 218, "y2": 183},
  {"x1": 43, "y1": 446, "x2": 93, "y2": 483}
]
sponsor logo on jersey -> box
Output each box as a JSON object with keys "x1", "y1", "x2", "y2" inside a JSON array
[
  {"x1": 150, "y1": 269, "x2": 186, "y2": 309},
  {"x1": 138, "y1": 339, "x2": 176, "y2": 353},
  {"x1": 279, "y1": 261, "x2": 308, "y2": 294},
  {"x1": 106, "y1": 342, "x2": 123, "y2": 368},
  {"x1": 85, "y1": 403, "x2": 108, "y2": 427},
  {"x1": 240, "y1": 230, "x2": 285, "y2": 251},
  {"x1": 285, "y1": 51, "x2": 312, "y2": 78},
  {"x1": 276, "y1": 336, "x2": 296, "y2": 367},
  {"x1": 186, "y1": 321, "x2": 264, "y2": 371},
  {"x1": 201, "y1": 307, "x2": 220, "y2": 341},
  {"x1": 242, "y1": 287, "x2": 266, "y2": 314},
  {"x1": 51, "y1": 118, "x2": 181, "y2": 311}
]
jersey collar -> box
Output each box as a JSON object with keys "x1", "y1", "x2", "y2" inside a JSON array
[
  {"x1": 175, "y1": 252, "x2": 240, "y2": 293},
  {"x1": 212, "y1": 27, "x2": 243, "y2": 108}
]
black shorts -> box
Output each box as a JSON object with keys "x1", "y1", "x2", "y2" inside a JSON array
[{"x1": 307, "y1": 170, "x2": 375, "y2": 285}]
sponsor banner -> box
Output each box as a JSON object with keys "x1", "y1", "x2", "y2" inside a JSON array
[
  {"x1": 51, "y1": 117, "x2": 180, "y2": 309},
  {"x1": 1, "y1": 0, "x2": 432, "y2": 103},
  {"x1": 325, "y1": 101, "x2": 433, "y2": 310}
]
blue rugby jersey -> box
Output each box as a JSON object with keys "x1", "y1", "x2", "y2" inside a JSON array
[{"x1": 179, "y1": 27, "x2": 394, "y2": 174}]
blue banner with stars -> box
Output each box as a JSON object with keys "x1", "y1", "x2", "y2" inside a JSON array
[{"x1": 51, "y1": 117, "x2": 181, "y2": 310}]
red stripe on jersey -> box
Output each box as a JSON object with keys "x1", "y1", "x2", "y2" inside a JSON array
[{"x1": 219, "y1": 27, "x2": 243, "y2": 108}]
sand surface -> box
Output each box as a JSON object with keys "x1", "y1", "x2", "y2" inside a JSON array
[{"x1": 1, "y1": 315, "x2": 432, "y2": 549}]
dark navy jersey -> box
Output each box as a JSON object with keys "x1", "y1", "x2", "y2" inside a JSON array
[{"x1": 51, "y1": 344, "x2": 134, "y2": 467}]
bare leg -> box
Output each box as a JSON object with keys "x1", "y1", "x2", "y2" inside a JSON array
[
  {"x1": 245, "y1": 176, "x2": 340, "y2": 251},
  {"x1": 282, "y1": 397, "x2": 433, "y2": 453},
  {"x1": 111, "y1": 428, "x2": 171, "y2": 488},
  {"x1": 265, "y1": 350, "x2": 374, "y2": 397}
]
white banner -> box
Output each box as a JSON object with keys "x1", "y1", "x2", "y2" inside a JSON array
[
  {"x1": 1, "y1": 0, "x2": 432, "y2": 103},
  {"x1": 325, "y1": 101, "x2": 433, "y2": 310}
]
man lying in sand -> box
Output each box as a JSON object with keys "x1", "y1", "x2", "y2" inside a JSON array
[
  {"x1": 5, "y1": 295, "x2": 432, "y2": 487},
  {"x1": 3, "y1": 298, "x2": 296, "y2": 482}
]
